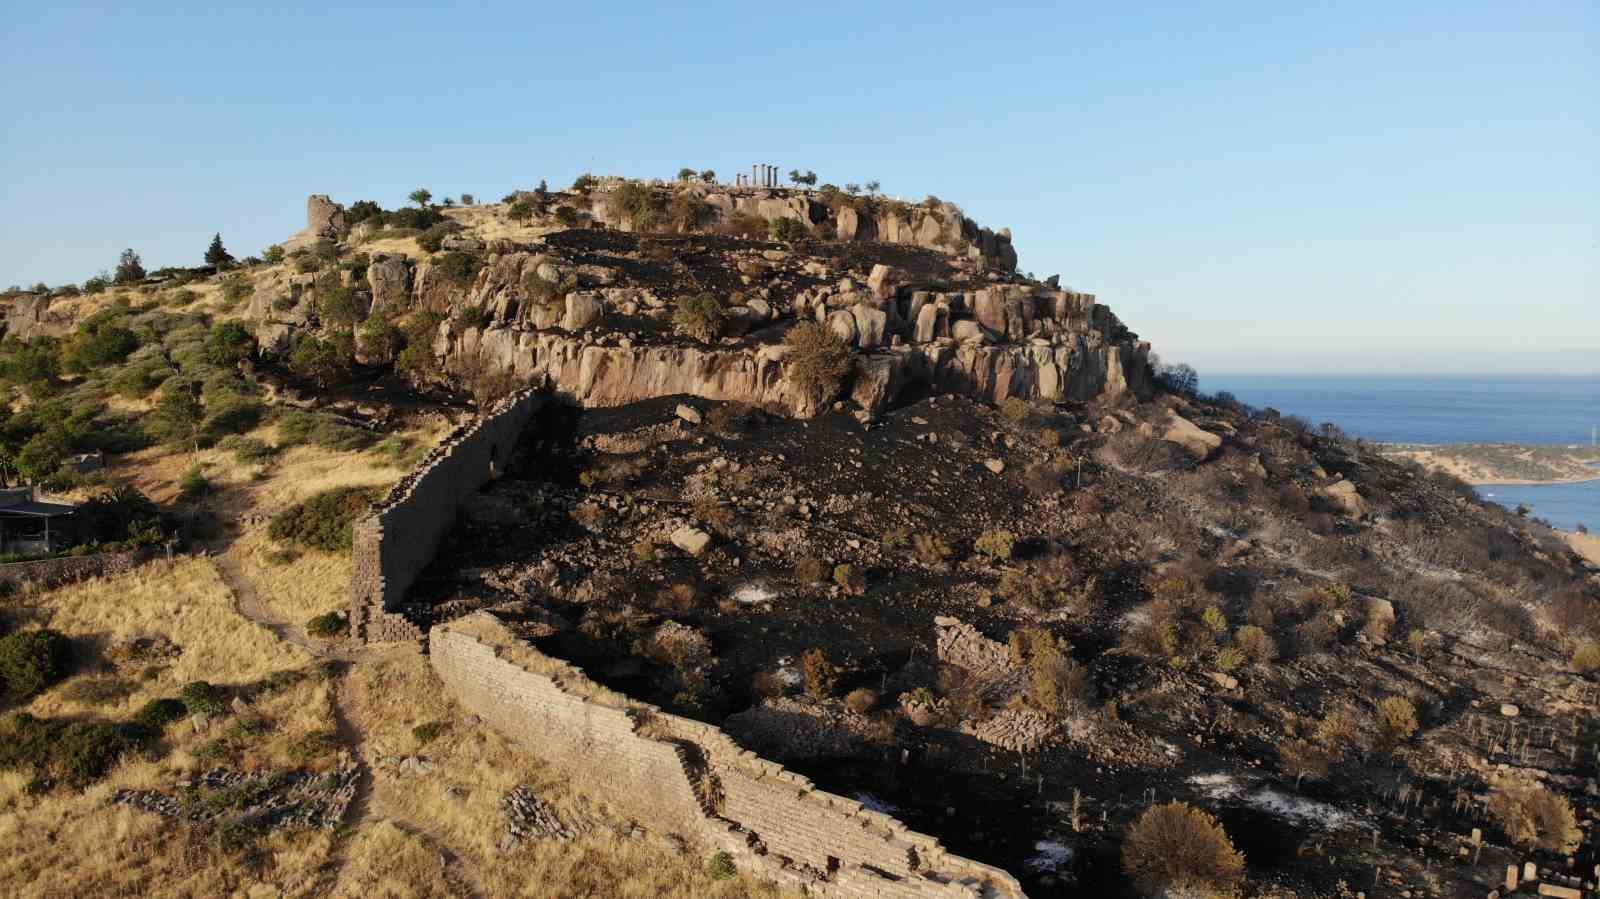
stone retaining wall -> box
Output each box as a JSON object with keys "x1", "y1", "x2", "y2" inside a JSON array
[
  {"x1": 0, "y1": 547, "x2": 155, "y2": 592},
  {"x1": 431, "y1": 613, "x2": 1027, "y2": 898},
  {"x1": 349, "y1": 389, "x2": 544, "y2": 642}
]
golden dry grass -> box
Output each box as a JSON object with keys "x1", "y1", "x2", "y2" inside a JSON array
[
  {"x1": 0, "y1": 559, "x2": 341, "y2": 899},
  {"x1": 22, "y1": 558, "x2": 311, "y2": 719},
  {"x1": 1569, "y1": 531, "x2": 1600, "y2": 567},
  {"x1": 338, "y1": 649, "x2": 784, "y2": 899}
]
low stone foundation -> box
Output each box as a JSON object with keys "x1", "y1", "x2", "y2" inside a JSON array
[
  {"x1": 0, "y1": 547, "x2": 155, "y2": 592},
  {"x1": 431, "y1": 613, "x2": 1027, "y2": 898}
]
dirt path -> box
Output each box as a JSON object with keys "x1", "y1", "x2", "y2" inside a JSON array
[{"x1": 207, "y1": 543, "x2": 485, "y2": 897}]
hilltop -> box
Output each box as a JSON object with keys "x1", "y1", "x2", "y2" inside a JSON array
[{"x1": 0, "y1": 174, "x2": 1596, "y2": 899}]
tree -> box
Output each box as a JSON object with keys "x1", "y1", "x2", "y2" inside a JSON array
[
  {"x1": 677, "y1": 167, "x2": 696, "y2": 181},
  {"x1": 1122, "y1": 802, "x2": 1245, "y2": 898},
  {"x1": 114, "y1": 249, "x2": 145, "y2": 284},
  {"x1": 1156, "y1": 361, "x2": 1199, "y2": 397},
  {"x1": 844, "y1": 183, "x2": 861, "y2": 195},
  {"x1": 460, "y1": 193, "x2": 475, "y2": 205},
  {"x1": 408, "y1": 188, "x2": 433, "y2": 208},
  {"x1": 205, "y1": 322, "x2": 255, "y2": 366},
  {"x1": 864, "y1": 179, "x2": 881, "y2": 194},
  {"x1": 262, "y1": 245, "x2": 286, "y2": 265},
  {"x1": 151, "y1": 381, "x2": 204, "y2": 452},
  {"x1": 1488, "y1": 777, "x2": 1581, "y2": 853},
  {"x1": 788, "y1": 169, "x2": 818, "y2": 187},
  {"x1": 699, "y1": 170, "x2": 716, "y2": 184},
  {"x1": 204, "y1": 233, "x2": 234, "y2": 267}
]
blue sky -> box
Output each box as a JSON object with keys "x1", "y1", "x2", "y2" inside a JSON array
[{"x1": 1, "y1": 1, "x2": 1594, "y2": 373}]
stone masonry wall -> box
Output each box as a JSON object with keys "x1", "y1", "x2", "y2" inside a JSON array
[
  {"x1": 0, "y1": 547, "x2": 155, "y2": 592},
  {"x1": 431, "y1": 613, "x2": 1027, "y2": 898},
  {"x1": 349, "y1": 389, "x2": 544, "y2": 642}
]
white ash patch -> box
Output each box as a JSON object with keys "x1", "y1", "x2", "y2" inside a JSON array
[
  {"x1": 1187, "y1": 773, "x2": 1356, "y2": 829},
  {"x1": 732, "y1": 581, "x2": 779, "y2": 604},
  {"x1": 1025, "y1": 840, "x2": 1073, "y2": 872},
  {"x1": 854, "y1": 792, "x2": 899, "y2": 815}
]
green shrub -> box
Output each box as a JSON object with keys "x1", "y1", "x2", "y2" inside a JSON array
[
  {"x1": 267, "y1": 486, "x2": 375, "y2": 552},
  {"x1": 800, "y1": 647, "x2": 837, "y2": 699},
  {"x1": 912, "y1": 533, "x2": 955, "y2": 567},
  {"x1": 0, "y1": 629, "x2": 72, "y2": 702},
  {"x1": 306, "y1": 612, "x2": 346, "y2": 638},
  {"x1": 412, "y1": 721, "x2": 447, "y2": 745},
  {"x1": 0, "y1": 713, "x2": 149, "y2": 788},
  {"x1": 974, "y1": 529, "x2": 1016, "y2": 561},
  {"x1": 768, "y1": 217, "x2": 807, "y2": 243},
  {"x1": 288, "y1": 336, "x2": 350, "y2": 387},
  {"x1": 179, "y1": 464, "x2": 210, "y2": 500},
  {"x1": 286, "y1": 729, "x2": 339, "y2": 764},
  {"x1": 672, "y1": 292, "x2": 723, "y2": 342},
  {"x1": 1376, "y1": 696, "x2": 1418, "y2": 749},
  {"x1": 179, "y1": 681, "x2": 226, "y2": 716},
  {"x1": 781, "y1": 322, "x2": 851, "y2": 399},
  {"x1": 218, "y1": 273, "x2": 253, "y2": 308},
  {"x1": 417, "y1": 222, "x2": 461, "y2": 253},
  {"x1": 217, "y1": 435, "x2": 277, "y2": 465},
  {"x1": 432, "y1": 250, "x2": 479, "y2": 285},
  {"x1": 134, "y1": 698, "x2": 188, "y2": 729},
  {"x1": 705, "y1": 851, "x2": 736, "y2": 881},
  {"x1": 262, "y1": 245, "x2": 285, "y2": 265},
  {"x1": 607, "y1": 181, "x2": 658, "y2": 229},
  {"x1": 1000, "y1": 397, "x2": 1031, "y2": 423}
]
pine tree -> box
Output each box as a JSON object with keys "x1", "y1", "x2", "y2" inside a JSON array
[
  {"x1": 114, "y1": 249, "x2": 145, "y2": 284},
  {"x1": 204, "y1": 233, "x2": 233, "y2": 267}
]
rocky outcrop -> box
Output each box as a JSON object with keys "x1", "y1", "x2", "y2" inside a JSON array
[
  {"x1": 2, "y1": 293, "x2": 76, "y2": 341},
  {"x1": 282, "y1": 194, "x2": 347, "y2": 252},
  {"x1": 367, "y1": 253, "x2": 412, "y2": 316}
]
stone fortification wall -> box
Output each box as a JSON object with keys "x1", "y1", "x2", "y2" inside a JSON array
[
  {"x1": 349, "y1": 389, "x2": 544, "y2": 642},
  {"x1": 431, "y1": 614, "x2": 1027, "y2": 899}
]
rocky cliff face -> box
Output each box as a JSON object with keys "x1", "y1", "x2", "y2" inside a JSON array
[{"x1": 234, "y1": 186, "x2": 1151, "y2": 417}]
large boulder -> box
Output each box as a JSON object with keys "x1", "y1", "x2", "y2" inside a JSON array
[
  {"x1": 561, "y1": 292, "x2": 604, "y2": 331},
  {"x1": 850, "y1": 304, "x2": 887, "y2": 348},
  {"x1": 835, "y1": 206, "x2": 859, "y2": 241},
  {"x1": 913, "y1": 303, "x2": 941, "y2": 343},
  {"x1": 973, "y1": 288, "x2": 1007, "y2": 335},
  {"x1": 1161, "y1": 413, "x2": 1222, "y2": 460},
  {"x1": 866, "y1": 264, "x2": 902, "y2": 302},
  {"x1": 1319, "y1": 479, "x2": 1367, "y2": 517},
  {"x1": 366, "y1": 254, "x2": 412, "y2": 317}
]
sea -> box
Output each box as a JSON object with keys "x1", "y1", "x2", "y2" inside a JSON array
[{"x1": 1201, "y1": 375, "x2": 1600, "y2": 533}]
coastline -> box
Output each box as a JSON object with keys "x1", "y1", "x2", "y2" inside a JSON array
[{"x1": 1468, "y1": 473, "x2": 1600, "y2": 488}]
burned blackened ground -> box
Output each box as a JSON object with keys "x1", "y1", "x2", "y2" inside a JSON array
[{"x1": 403, "y1": 390, "x2": 1600, "y2": 898}]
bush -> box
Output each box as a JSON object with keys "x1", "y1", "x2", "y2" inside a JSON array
[
  {"x1": 844, "y1": 688, "x2": 878, "y2": 713},
  {"x1": 306, "y1": 612, "x2": 346, "y2": 638},
  {"x1": 974, "y1": 530, "x2": 1016, "y2": 561},
  {"x1": 1573, "y1": 640, "x2": 1600, "y2": 673},
  {"x1": 412, "y1": 721, "x2": 447, "y2": 745},
  {"x1": 607, "y1": 181, "x2": 659, "y2": 230},
  {"x1": 781, "y1": 322, "x2": 851, "y2": 400},
  {"x1": 288, "y1": 336, "x2": 351, "y2": 387},
  {"x1": 1232, "y1": 625, "x2": 1276, "y2": 664},
  {"x1": 913, "y1": 533, "x2": 955, "y2": 567},
  {"x1": 205, "y1": 322, "x2": 255, "y2": 366},
  {"x1": 672, "y1": 292, "x2": 723, "y2": 342},
  {"x1": 999, "y1": 557, "x2": 1092, "y2": 613},
  {"x1": 286, "y1": 729, "x2": 339, "y2": 764},
  {"x1": 800, "y1": 648, "x2": 837, "y2": 699},
  {"x1": 1011, "y1": 627, "x2": 1089, "y2": 717},
  {"x1": 1487, "y1": 777, "x2": 1581, "y2": 853},
  {"x1": 268, "y1": 486, "x2": 375, "y2": 552},
  {"x1": 218, "y1": 435, "x2": 276, "y2": 465},
  {"x1": 1375, "y1": 696, "x2": 1418, "y2": 749},
  {"x1": 0, "y1": 629, "x2": 72, "y2": 702},
  {"x1": 768, "y1": 217, "x2": 807, "y2": 243},
  {"x1": 794, "y1": 557, "x2": 829, "y2": 584},
  {"x1": 179, "y1": 681, "x2": 226, "y2": 716},
  {"x1": 1000, "y1": 397, "x2": 1031, "y2": 423},
  {"x1": 832, "y1": 563, "x2": 866, "y2": 595},
  {"x1": 179, "y1": 464, "x2": 210, "y2": 500},
  {"x1": 1214, "y1": 646, "x2": 1244, "y2": 673},
  {"x1": 705, "y1": 851, "x2": 736, "y2": 881},
  {"x1": 417, "y1": 222, "x2": 462, "y2": 253},
  {"x1": 218, "y1": 273, "x2": 253, "y2": 307},
  {"x1": 1121, "y1": 802, "x2": 1245, "y2": 898},
  {"x1": 134, "y1": 698, "x2": 188, "y2": 729}
]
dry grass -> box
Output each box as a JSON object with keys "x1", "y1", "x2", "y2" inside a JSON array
[
  {"x1": 21, "y1": 558, "x2": 311, "y2": 718},
  {"x1": 1568, "y1": 531, "x2": 1600, "y2": 567},
  {"x1": 443, "y1": 204, "x2": 560, "y2": 242},
  {"x1": 339, "y1": 649, "x2": 786, "y2": 899},
  {"x1": 0, "y1": 558, "x2": 340, "y2": 899}
]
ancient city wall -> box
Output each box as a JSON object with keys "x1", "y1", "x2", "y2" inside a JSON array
[
  {"x1": 431, "y1": 613, "x2": 1026, "y2": 898},
  {"x1": 349, "y1": 389, "x2": 544, "y2": 642}
]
